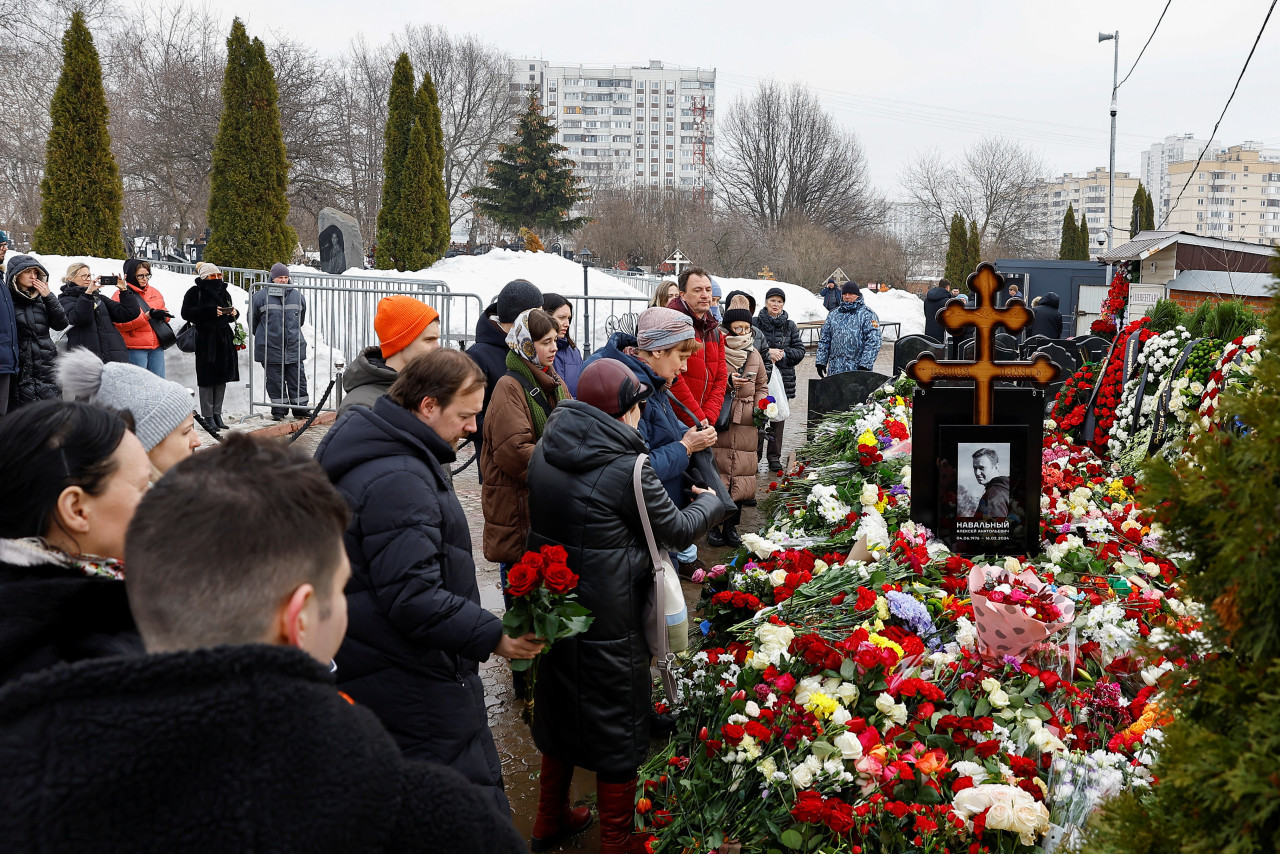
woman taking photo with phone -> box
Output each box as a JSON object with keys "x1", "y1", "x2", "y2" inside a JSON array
[
  {"x1": 182, "y1": 262, "x2": 240, "y2": 430},
  {"x1": 7, "y1": 255, "x2": 67, "y2": 410},
  {"x1": 709, "y1": 308, "x2": 768, "y2": 547},
  {"x1": 112, "y1": 258, "x2": 171, "y2": 378},
  {"x1": 59, "y1": 264, "x2": 145, "y2": 364}
]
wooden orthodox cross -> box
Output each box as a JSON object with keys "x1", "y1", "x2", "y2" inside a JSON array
[{"x1": 906, "y1": 263, "x2": 1057, "y2": 425}]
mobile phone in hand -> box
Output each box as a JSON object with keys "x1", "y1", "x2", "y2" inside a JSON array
[{"x1": 100, "y1": 274, "x2": 117, "y2": 287}]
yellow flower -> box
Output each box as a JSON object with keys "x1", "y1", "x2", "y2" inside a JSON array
[
  {"x1": 805, "y1": 691, "x2": 839, "y2": 719},
  {"x1": 867, "y1": 633, "x2": 905, "y2": 660},
  {"x1": 858, "y1": 429, "x2": 877, "y2": 447},
  {"x1": 875, "y1": 596, "x2": 890, "y2": 621}
]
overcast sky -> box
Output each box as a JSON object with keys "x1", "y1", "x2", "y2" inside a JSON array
[{"x1": 212, "y1": 0, "x2": 1280, "y2": 195}]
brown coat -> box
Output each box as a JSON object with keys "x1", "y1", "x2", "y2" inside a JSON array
[
  {"x1": 480, "y1": 365, "x2": 567, "y2": 564},
  {"x1": 712, "y1": 348, "x2": 768, "y2": 501}
]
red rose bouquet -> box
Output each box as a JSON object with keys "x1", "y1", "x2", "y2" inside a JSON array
[{"x1": 504, "y1": 545, "x2": 595, "y2": 720}]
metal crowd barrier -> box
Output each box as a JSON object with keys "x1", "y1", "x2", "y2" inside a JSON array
[{"x1": 566, "y1": 294, "x2": 651, "y2": 355}]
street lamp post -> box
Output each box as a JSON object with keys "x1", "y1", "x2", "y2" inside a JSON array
[{"x1": 1099, "y1": 30, "x2": 1119, "y2": 324}]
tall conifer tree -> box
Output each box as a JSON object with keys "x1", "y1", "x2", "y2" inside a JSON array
[
  {"x1": 34, "y1": 11, "x2": 124, "y2": 257},
  {"x1": 1130, "y1": 184, "x2": 1148, "y2": 239},
  {"x1": 944, "y1": 213, "x2": 968, "y2": 287},
  {"x1": 1059, "y1": 203, "x2": 1078, "y2": 260},
  {"x1": 1078, "y1": 210, "x2": 1092, "y2": 259},
  {"x1": 472, "y1": 93, "x2": 588, "y2": 234},
  {"x1": 415, "y1": 71, "x2": 451, "y2": 259},
  {"x1": 375, "y1": 54, "x2": 416, "y2": 270},
  {"x1": 1142, "y1": 188, "x2": 1156, "y2": 232},
  {"x1": 397, "y1": 121, "x2": 434, "y2": 272},
  {"x1": 205, "y1": 18, "x2": 294, "y2": 269},
  {"x1": 966, "y1": 219, "x2": 981, "y2": 274}
]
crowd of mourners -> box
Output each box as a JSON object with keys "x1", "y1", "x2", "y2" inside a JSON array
[{"x1": 0, "y1": 245, "x2": 893, "y2": 851}]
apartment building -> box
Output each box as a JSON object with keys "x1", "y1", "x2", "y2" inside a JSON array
[
  {"x1": 1165, "y1": 145, "x2": 1280, "y2": 246},
  {"x1": 1033, "y1": 168, "x2": 1141, "y2": 256},
  {"x1": 1140, "y1": 134, "x2": 1224, "y2": 225},
  {"x1": 510, "y1": 60, "x2": 716, "y2": 195}
]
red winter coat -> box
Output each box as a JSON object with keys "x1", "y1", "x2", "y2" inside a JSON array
[{"x1": 666, "y1": 297, "x2": 727, "y2": 426}]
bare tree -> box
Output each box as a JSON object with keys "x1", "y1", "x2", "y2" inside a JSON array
[
  {"x1": 900, "y1": 136, "x2": 1048, "y2": 258},
  {"x1": 104, "y1": 2, "x2": 223, "y2": 249},
  {"x1": 328, "y1": 36, "x2": 391, "y2": 243},
  {"x1": 390, "y1": 25, "x2": 516, "y2": 227},
  {"x1": 714, "y1": 80, "x2": 888, "y2": 236}
]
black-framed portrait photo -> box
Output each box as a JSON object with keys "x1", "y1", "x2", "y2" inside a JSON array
[{"x1": 938, "y1": 424, "x2": 1031, "y2": 555}]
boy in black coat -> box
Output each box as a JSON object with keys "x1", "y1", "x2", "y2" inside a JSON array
[{"x1": 0, "y1": 432, "x2": 525, "y2": 854}]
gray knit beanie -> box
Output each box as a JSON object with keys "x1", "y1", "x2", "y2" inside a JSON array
[
  {"x1": 496, "y1": 279, "x2": 543, "y2": 323},
  {"x1": 57, "y1": 349, "x2": 192, "y2": 452},
  {"x1": 269, "y1": 263, "x2": 290, "y2": 280},
  {"x1": 636, "y1": 307, "x2": 694, "y2": 351}
]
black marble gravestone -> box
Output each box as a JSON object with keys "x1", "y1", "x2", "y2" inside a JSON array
[
  {"x1": 893, "y1": 334, "x2": 943, "y2": 377},
  {"x1": 1074, "y1": 335, "x2": 1112, "y2": 366},
  {"x1": 806, "y1": 370, "x2": 891, "y2": 436}
]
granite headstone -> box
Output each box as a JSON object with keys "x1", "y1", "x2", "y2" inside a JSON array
[
  {"x1": 807, "y1": 370, "x2": 891, "y2": 436},
  {"x1": 318, "y1": 207, "x2": 365, "y2": 274}
]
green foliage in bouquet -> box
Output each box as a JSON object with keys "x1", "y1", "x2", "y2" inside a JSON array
[
  {"x1": 1088, "y1": 282, "x2": 1280, "y2": 854},
  {"x1": 1144, "y1": 298, "x2": 1187, "y2": 335},
  {"x1": 1200, "y1": 299, "x2": 1264, "y2": 344}
]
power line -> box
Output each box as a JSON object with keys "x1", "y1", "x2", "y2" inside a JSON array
[
  {"x1": 1118, "y1": 0, "x2": 1173, "y2": 89},
  {"x1": 1161, "y1": 0, "x2": 1277, "y2": 227}
]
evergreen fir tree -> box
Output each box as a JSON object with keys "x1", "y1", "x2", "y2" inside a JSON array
[
  {"x1": 1059, "y1": 203, "x2": 1078, "y2": 261},
  {"x1": 966, "y1": 219, "x2": 981, "y2": 274},
  {"x1": 396, "y1": 121, "x2": 434, "y2": 273},
  {"x1": 415, "y1": 70, "x2": 451, "y2": 259},
  {"x1": 944, "y1": 213, "x2": 968, "y2": 287},
  {"x1": 472, "y1": 93, "x2": 588, "y2": 234},
  {"x1": 33, "y1": 11, "x2": 124, "y2": 258},
  {"x1": 1088, "y1": 278, "x2": 1280, "y2": 854},
  {"x1": 374, "y1": 54, "x2": 416, "y2": 270},
  {"x1": 1077, "y1": 210, "x2": 1092, "y2": 260},
  {"x1": 204, "y1": 19, "x2": 294, "y2": 269},
  {"x1": 1130, "y1": 183, "x2": 1148, "y2": 238},
  {"x1": 1142, "y1": 188, "x2": 1156, "y2": 232}
]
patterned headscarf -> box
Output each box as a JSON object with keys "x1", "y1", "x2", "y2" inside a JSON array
[{"x1": 505, "y1": 308, "x2": 541, "y2": 365}]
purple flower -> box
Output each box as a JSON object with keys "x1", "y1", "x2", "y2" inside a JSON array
[
  {"x1": 885, "y1": 590, "x2": 939, "y2": 650},
  {"x1": 890, "y1": 484, "x2": 908, "y2": 496},
  {"x1": 1002, "y1": 654, "x2": 1020, "y2": 669}
]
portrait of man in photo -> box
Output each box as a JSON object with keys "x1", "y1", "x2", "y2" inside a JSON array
[{"x1": 972, "y1": 447, "x2": 1010, "y2": 518}]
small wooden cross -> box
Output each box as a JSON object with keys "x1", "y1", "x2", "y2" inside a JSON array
[{"x1": 907, "y1": 263, "x2": 1057, "y2": 425}]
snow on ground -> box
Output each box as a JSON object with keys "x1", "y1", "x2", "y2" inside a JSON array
[
  {"x1": 862, "y1": 288, "x2": 925, "y2": 339},
  {"x1": 709, "y1": 277, "x2": 827, "y2": 324}
]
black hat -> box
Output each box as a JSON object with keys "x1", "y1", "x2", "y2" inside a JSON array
[
  {"x1": 722, "y1": 308, "x2": 754, "y2": 329},
  {"x1": 496, "y1": 279, "x2": 543, "y2": 323},
  {"x1": 765, "y1": 287, "x2": 786, "y2": 302},
  {"x1": 576, "y1": 359, "x2": 653, "y2": 419},
  {"x1": 841, "y1": 281, "x2": 861, "y2": 296}
]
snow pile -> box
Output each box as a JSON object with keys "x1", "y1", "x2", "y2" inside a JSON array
[
  {"x1": 862, "y1": 288, "x2": 926, "y2": 340},
  {"x1": 709, "y1": 277, "x2": 827, "y2": 324}
]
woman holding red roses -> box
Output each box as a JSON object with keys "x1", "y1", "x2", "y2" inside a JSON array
[{"x1": 523, "y1": 359, "x2": 723, "y2": 853}]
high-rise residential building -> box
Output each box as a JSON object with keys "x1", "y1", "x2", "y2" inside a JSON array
[
  {"x1": 1032, "y1": 168, "x2": 1141, "y2": 256},
  {"x1": 1141, "y1": 134, "x2": 1224, "y2": 224},
  {"x1": 509, "y1": 59, "x2": 716, "y2": 196},
  {"x1": 1165, "y1": 145, "x2": 1280, "y2": 246}
]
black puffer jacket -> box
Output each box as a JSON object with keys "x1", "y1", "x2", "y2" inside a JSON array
[
  {"x1": 0, "y1": 644, "x2": 526, "y2": 853},
  {"x1": 181, "y1": 276, "x2": 240, "y2": 386},
  {"x1": 465, "y1": 306, "x2": 510, "y2": 457},
  {"x1": 1031, "y1": 292, "x2": 1064, "y2": 339},
  {"x1": 527, "y1": 401, "x2": 719, "y2": 777},
  {"x1": 7, "y1": 256, "x2": 67, "y2": 408},
  {"x1": 753, "y1": 308, "x2": 805, "y2": 399},
  {"x1": 0, "y1": 538, "x2": 141, "y2": 689},
  {"x1": 314, "y1": 395, "x2": 508, "y2": 812},
  {"x1": 922, "y1": 285, "x2": 951, "y2": 342},
  {"x1": 58, "y1": 283, "x2": 144, "y2": 363}
]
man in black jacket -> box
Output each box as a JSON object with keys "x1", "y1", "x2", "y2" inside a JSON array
[
  {"x1": 315, "y1": 348, "x2": 542, "y2": 814},
  {"x1": 1031, "y1": 292, "x2": 1065, "y2": 339},
  {"x1": 922, "y1": 278, "x2": 952, "y2": 343},
  {"x1": 0, "y1": 432, "x2": 525, "y2": 853}
]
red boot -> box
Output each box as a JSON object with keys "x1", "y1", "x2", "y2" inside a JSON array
[
  {"x1": 596, "y1": 777, "x2": 642, "y2": 854},
  {"x1": 530, "y1": 753, "x2": 594, "y2": 852}
]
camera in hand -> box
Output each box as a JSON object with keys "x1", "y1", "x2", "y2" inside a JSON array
[{"x1": 100, "y1": 274, "x2": 117, "y2": 287}]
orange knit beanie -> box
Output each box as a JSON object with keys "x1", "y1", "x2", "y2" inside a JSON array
[{"x1": 375, "y1": 296, "x2": 440, "y2": 357}]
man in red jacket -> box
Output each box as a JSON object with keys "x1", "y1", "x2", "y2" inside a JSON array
[{"x1": 667, "y1": 267, "x2": 727, "y2": 428}]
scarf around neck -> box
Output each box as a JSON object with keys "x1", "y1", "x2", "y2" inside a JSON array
[
  {"x1": 0, "y1": 537, "x2": 125, "y2": 580},
  {"x1": 724, "y1": 332, "x2": 754, "y2": 371},
  {"x1": 504, "y1": 349, "x2": 566, "y2": 439}
]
